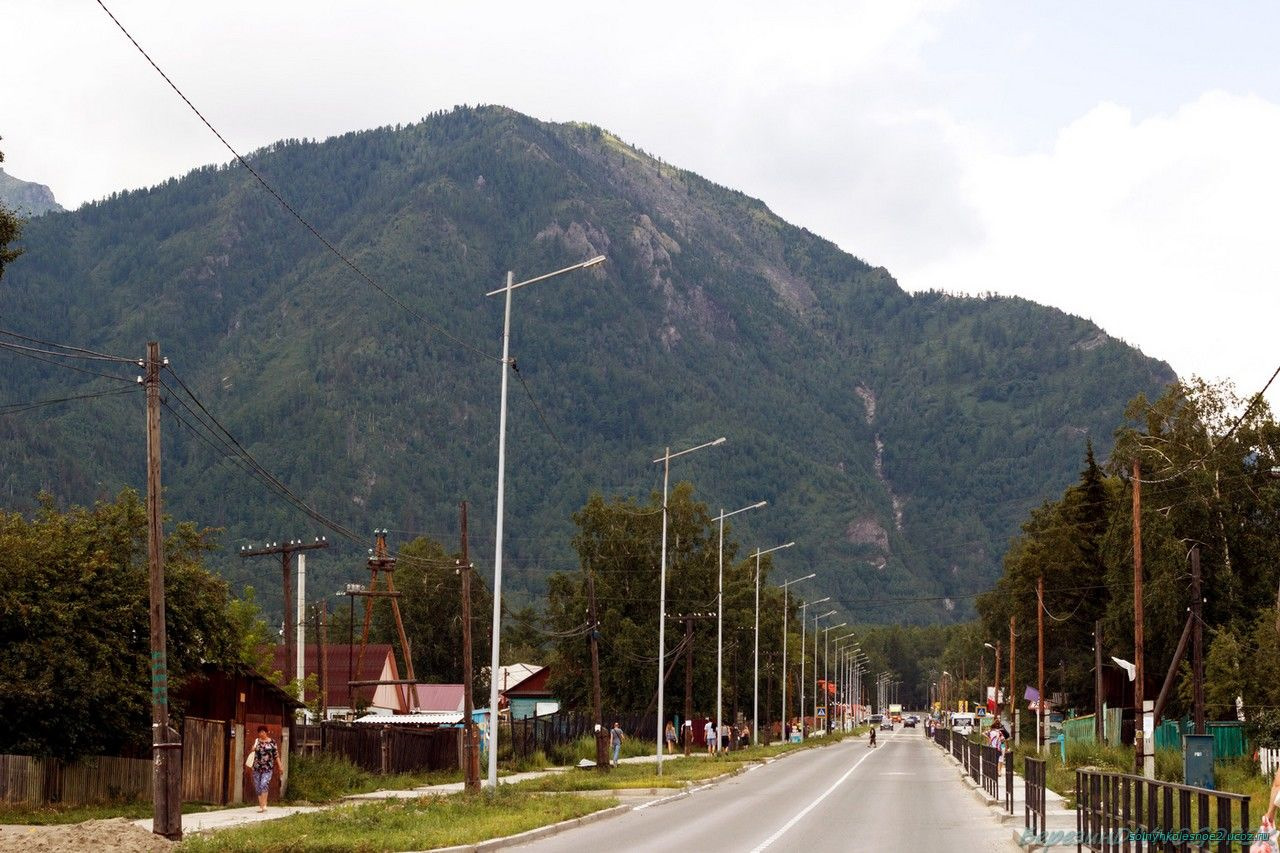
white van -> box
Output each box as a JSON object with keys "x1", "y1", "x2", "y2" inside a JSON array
[{"x1": 950, "y1": 713, "x2": 976, "y2": 736}]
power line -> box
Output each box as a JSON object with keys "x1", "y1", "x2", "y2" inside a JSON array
[
  {"x1": 0, "y1": 386, "x2": 139, "y2": 415},
  {"x1": 511, "y1": 361, "x2": 568, "y2": 455},
  {"x1": 93, "y1": 0, "x2": 497, "y2": 363},
  {"x1": 0, "y1": 327, "x2": 136, "y2": 363},
  {"x1": 0, "y1": 340, "x2": 137, "y2": 383}
]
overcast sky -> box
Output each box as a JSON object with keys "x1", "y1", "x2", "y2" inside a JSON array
[{"x1": 3, "y1": 0, "x2": 1277, "y2": 410}]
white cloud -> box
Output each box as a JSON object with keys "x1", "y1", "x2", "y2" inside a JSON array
[{"x1": 900, "y1": 91, "x2": 1280, "y2": 409}]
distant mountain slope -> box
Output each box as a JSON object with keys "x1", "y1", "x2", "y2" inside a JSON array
[
  {"x1": 0, "y1": 169, "x2": 62, "y2": 216},
  {"x1": 0, "y1": 106, "x2": 1174, "y2": 621}
]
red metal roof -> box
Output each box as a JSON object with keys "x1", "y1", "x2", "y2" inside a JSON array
[
  {"x1": 503, "y1": 665, "x2": 552, "y2": 697},
  {"x1": 411, "y1": 683, "x2": 465, "y2": 713},
  {"x1": 270, "y1": 644, "x2": 396, "y2": 708}
]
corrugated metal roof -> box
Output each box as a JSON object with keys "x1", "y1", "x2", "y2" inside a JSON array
[{"x1": 353, "y1": 712, "x2": 462, "y2": 725}]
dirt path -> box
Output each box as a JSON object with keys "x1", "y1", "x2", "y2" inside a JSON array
[{"x1": 0, "y1": 818, "x2": 174, "y2": 852}]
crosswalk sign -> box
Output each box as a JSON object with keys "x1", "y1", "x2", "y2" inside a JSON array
[{"x1": 817, "y1": 707, "x2": 826, "y2": 717}]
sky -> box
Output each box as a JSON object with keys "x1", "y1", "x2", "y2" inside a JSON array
[{"x1": 3, "y1": 0, "x2": 1278, "y2": 410}]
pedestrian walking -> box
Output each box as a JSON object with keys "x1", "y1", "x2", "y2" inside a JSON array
[
  {"x1": 665, "y1": 721, "x2": 677, "y2": 755},
  {"x1": 610, "y1": 721, "x2": 625, "y2": 766},
  {"x1": 704, "y1": 719, "x2": 716, "y2": 756},
  {"x1": 248, "y1": 725, "x2": 282, "y2": 813},
  {"x1": 739, "y1": 721, "x2": 751, "y2": 748}
]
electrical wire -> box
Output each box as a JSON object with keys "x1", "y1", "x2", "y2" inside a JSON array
[
  {"x1": 511, "y1": 361, "x2": 568, "y2": 455},
  {"x1": 0, "y1": 340, "x2": 137, "y2": 383},
  {"x1": 0, "y1": 386, "x2": 139, "y2": 415},
  {"x1": 93, "y1": 0, "x2": 497, "y2": 364},
  {"x1": 0, "y1": 328, "x2": 136, "y2": 362}
]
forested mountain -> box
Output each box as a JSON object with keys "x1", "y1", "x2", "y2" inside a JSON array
[{"x1": 0, "y1": 106, "x2": 1174, "y2": 622}]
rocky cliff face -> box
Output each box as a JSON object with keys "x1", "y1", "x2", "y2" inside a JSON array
[{"x1": 0, "y1": 169, "x2": 63, "y2": 217}]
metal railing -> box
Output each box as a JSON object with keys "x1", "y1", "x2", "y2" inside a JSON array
[
  {"x1": 1075, "y1": 767, "x2": 1251, "y2": 853},
  {"x1": 1025, "y1": 756, "x2": 1047, "y2": 840},
  {"x1": 980, "y1": 743, "x2": 1000, "y2": 800},
  {"x1": 1005, "y1": 752, "x2": 1014, "y2": 813}
]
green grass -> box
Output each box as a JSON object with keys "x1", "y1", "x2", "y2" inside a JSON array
[
  {"x1": 177, "y1": 790, "x2": 616, "y2": 852},
  {"x1": 510, "y1": 757, "x2": 745, "y2": 792},
  {"x1": 0, "y1": 801, "x2": 229, "y2": 825},
  {"x1": 286, "y1": 753, "x2": 462, "y2": 804}
]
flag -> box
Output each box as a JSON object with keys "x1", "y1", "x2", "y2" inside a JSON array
[{"x1": 1024, "y1": 685, "x2": 1040, "y2": 703}]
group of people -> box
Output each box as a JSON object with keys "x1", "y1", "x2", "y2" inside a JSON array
[{"x1": 659, "y1": 719, "x2": 750, "y2": 756}]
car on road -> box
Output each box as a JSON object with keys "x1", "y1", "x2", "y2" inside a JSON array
[
  {"x1": 902, "y1": 716, "x2": 916, "y2": 728},
  {"x1": 868, "y1": 713, "x2": 884, "y2": 729},
  {"x1": 879, "y1": 717, "x2": 893, "y2": 731}
]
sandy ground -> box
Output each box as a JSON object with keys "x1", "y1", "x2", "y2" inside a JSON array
[{"x1": 0, "y1": 818, "x2": 174, "y2": 852}]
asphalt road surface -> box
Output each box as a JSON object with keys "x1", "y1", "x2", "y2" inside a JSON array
[{"x1": 515, "y1": 726, "x2": 1016, "y2": 852}]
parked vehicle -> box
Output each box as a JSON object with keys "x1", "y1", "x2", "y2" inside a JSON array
[{"x1": 950, "y1": 712, "x2": 976, "y2": 736}]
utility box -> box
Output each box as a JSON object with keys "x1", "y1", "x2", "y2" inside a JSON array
[{"x1": 1184, "y1": 734, "x2": 1215, "y2": 790}]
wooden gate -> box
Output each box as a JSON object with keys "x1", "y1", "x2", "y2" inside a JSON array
[{"x1": 182, "y1": 716, "x2": 230, "y2": 804}]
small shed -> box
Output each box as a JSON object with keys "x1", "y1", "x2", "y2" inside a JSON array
[
  {"x1": 502, "y1": 666, "x2": 559, "y2": 719},
  {"x1": 175, "y1": 664, "x2": 302, "y2": 804}
]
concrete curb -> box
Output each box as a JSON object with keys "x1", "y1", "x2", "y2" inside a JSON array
[{"x1": 425, "y1": 803, "x2": 632, "y2": 853}]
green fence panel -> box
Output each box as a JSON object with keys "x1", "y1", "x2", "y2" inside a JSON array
[{"x1": 1062, "y1": 714, "x2": 1096, "y2": 746}]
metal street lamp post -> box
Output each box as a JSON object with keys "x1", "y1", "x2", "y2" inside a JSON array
[
  {"x1": 485, "y1": 255, "x2": 606, "y2": 788},
  {"x1": 780, "y1": 572, "x2": 816, "y2": 742},
  {"x1": 752, "y1": 541, "x2": 795, "y2": 744},
  {"x1": 812, "y1": 609, "x2": 837, "y2": 730},
  {"x1": 653, "y1": 436, "x2": 726, "y2": 774},
  {"x1": 797, "y1": 597, "x2": 829, "y2": 739},
  {"x1": 821, "y1": 622, "x2": 846, "y2": 730},
  {"x1": 712, "y1": 501, "x2": 766, "y2": 755}
]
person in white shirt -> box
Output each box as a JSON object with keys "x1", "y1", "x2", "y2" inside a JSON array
[{"x1": 704, "y1": 720, "x2": 716, "y2": 755}]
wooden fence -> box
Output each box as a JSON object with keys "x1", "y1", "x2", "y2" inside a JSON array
[
  {"x1": 320, "y1": 722, "x2": 460, "y2": 774},
  {"x1": 0, "y1": 753, "x2": 151, "y2": 807},
  {"x1": 0, "y1": 716, "x2": 251, "y2": 807}
]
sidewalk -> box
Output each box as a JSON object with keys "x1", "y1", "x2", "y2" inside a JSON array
[
  {"x1": 131, "y1": 768, "x2": 569, "y2": 834},
  {"x1": 928, "y1": 739, "x2": 1076, "y2": 851}
]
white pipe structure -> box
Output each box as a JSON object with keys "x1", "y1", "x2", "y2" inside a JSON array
[
  {"x1": 751, "y1": 541, "x2": 795, "y2": 744},
  {"x1": 296, "y1": 551, "x2": 306, "y2": 690},
  {"x1": 485, "y1": 254, "x2": 606, "y2": 789},
  {"x1": 712, "y1": 501, "x2": 766, "y2": 756},
  {"x1": 811, "y1": 610, "x2": 837, "y2": 731},
  {"x1": 652, "y1": 436, "x2": 726, "y2": 774},
  {"x1": 820, "y1": 622, "x2": 846, "y2": 731},
  {"x1": 832, "y1": 634, "x2": 856, "y2": 729},
  {"x1": 797, "y1": 598, "x2": 829, "y2": 738},
  {"x1": 779, "y1": 573, "x2": 816, "y2": 742}
]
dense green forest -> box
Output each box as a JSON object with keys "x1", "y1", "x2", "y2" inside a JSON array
[
  {"x1": 0, "y1": 107, "x2": 1173, "y2": 625},
  {"x1": 976, "y1": 380, "x2": 1280, "y2": 722}
]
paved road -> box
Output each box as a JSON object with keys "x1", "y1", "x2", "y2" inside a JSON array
[{"x1": 515, "y1": 727, "x2": 1016, "y2": 852}]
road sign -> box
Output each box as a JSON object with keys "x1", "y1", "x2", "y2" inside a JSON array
[{"x1": 817, "y1": 707, "x2": 826, "y2": 717}]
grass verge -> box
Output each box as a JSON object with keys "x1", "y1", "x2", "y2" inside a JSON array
[
  {"x1": 286, "y1": 753, "x2": 462, "y2": 803},
  {"x1": 510, "y1": 757, "x2": 746, "y2": 791},
  {"x1": 177, "y1": 790, "x2": 616, "y2": 852}
]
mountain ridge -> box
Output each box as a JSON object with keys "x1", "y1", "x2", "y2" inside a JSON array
[{"x1": 0, "y1": 105, "x2": 1175, "y2": 622}]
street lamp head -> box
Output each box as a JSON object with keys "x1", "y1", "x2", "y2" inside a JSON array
[
  {"x1": 712, "y1": 436, "x2": 727, "y2": 446},
  {"x1": 753, "y1": 500, "x2": 768, "y2": 509},
  {"x1": 584, "y1": 254, "x2": 607, "y2": 268},
  {"x1": 984, "y1": 642, "x2": 995, "y2": 650}
]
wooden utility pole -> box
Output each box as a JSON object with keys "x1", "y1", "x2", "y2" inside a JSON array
[
  {"x1": 1132, "y1": 459, "x2": 1145, "y2": 774},
  {"x1": 318, "y1": 602, "x2": 329, "y2": 720},
  {"x1": 993, "y1": 641, "x2": 1001, "y2": 719},
  {"x1": 684, "y1": 616, "x2": 694, "y2": 756},
  {"x1": 1191, "y1": 544, "x2": 1205, "y2": 735},
  {"x1": 349, "y1": 531, "x2": 419, "y2": 710},
  {"x1": 459, "y1": 502, "x2": 480, "y2": 790},
  {"x1": 1094, "y1": 621, "x2": 1103, "y2": 743},
  {"x1": 585, "y1": 567, "x2": 608, "y2": 772},
  {"x1": 145, "y1": 341, "x2": 181, "y2": 840},
  {"x1": 1037, "y1": 574, "x2": 1045, "y2": 751},
  {"x1": 240, "y1": 537, "x2": 330, "y2": 689},
  {"x1": 1009, "y1": 616, "x2": 1016, "y2": 735}
]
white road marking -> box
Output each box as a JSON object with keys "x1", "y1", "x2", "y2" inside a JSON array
[{"x1": 748, "y1": 738, "x2": 888, "y2": 852}]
